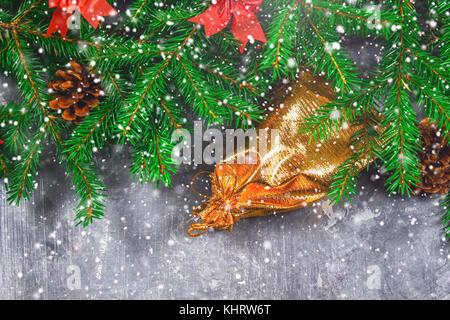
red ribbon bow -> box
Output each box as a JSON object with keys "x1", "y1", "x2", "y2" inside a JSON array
[
  {"x1": 189, "y1": 0, "x2": 267, "y2": 53},
  {"x1": 46, "y1": 0, "x2": 117, "y2": 38}
]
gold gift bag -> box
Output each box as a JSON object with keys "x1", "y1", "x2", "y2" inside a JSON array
[{"x1": 188, "y1": 68, "x2": 367, "y2": 236}]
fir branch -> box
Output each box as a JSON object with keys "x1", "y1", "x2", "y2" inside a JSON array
[
  {"x1": 0, "y1": 151, "x2": 9, "y2": 179},
  {"x1": 305, "y1": 14, "x2": 356, "y2": 93},
  {"x1": 405, "y1": 47, "x2": 448, "y2": 91},
  {"x1": 175, "y1": 55, "x2": 219, "y2": 122},
  {"x1": 13, "y1": 0, "x2": 43, "y2": 23},
  {"x1": 8, "y1": 98, "x2": 34, "y2": 151},
  {"x1": 6, "y1": 23, "x2": 64, "y2": 203},
  {"x1": 69, "y1": 160, "x2": 106, "y2": 227},
  {"x1": 327, "y1": 154, "x2": 360, "y2": 204},
  {"x1": 1, "y1": 2, "x2": 102, "y2": 224},
  {"x1": 315, "y1": 0, "x2": 447, "y2": 201},
  {"x1": 65, "y1": 72, "x2": 126, "y2": 163},
  {"x1": 56, "y1": 124, "x2": 107, "y2": 227},
  {"x1": 378, "y1": 0, "x2": 426, "y2": 195},
  {"x1": 0, "y1": 15, "x2": 101, "y2": 59},
  {"x1": 1, "y1": 0, "x2": 448, "y2": 235},
  {"x1": 381, "y1": 92, "x2": 422, "y2": 196},
  {"x1": 408, "y1": 75, "x2": 450, "y2": 139},
  {"x1": 192, "y1": 60, "x2": 261, "y2": 95},
  {"x1": 130, "y1": 121, "x2": 177, "y2": 186},
  {"x1": 21, "y1": 27, "x2": 101, "y2": 56},
  {"x1": 118, "y1": 26, "x2": 197, "y2": 139},
  {"x1": 260, "y1": 0, "x2": 301, "y2": 77},
  {"x1": 327, "y1": 104, "x2": 381, "y2": 204},
  {"x1": 300, "y1": 82, "x2": 384, "y2": 143},
  {"x1": 301, "y1": 0, "x2": 394, "y2": 36},
  {"x1": 130, "y1": 0, "x2": 148, "y2": 23},
  {"x1": 159, "y1": 96, "x2": 184, "y2": 131},
  {"x1": 89, "y1": 38, "x2": 161, "y2": 71},
  {"x1": 7, "y1": 122, "x2": 48, "y2": 202},
  {"x1": 11, "y1": 26, "x2": 46, "y2": 114}
]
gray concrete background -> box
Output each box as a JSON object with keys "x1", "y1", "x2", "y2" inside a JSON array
[
  {"x1": 0, "y1": 146, "x2": 448, "y2": 300},
  {"x1": 0, "y1": 5, "x2": 448, "y2": 299}
]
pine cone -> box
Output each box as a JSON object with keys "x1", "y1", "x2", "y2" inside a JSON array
[
  {"x1": 48, "y1": 61, "x2": 102, "y2": 125},
  {"x1": 415, "y1": 118, "x2": 450, "y2": 195}
]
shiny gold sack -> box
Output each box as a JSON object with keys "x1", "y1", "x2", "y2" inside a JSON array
[{"x1": 188, "y1": 68, "x2": 367, "y2": 236}]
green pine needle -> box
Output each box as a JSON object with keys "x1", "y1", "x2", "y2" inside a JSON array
[{"x1": 0, "y1": 0, "x2": 448, "y2": 236}]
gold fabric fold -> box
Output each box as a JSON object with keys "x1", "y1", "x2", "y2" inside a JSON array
[{"x1": 188, "y1": 68, "x2": 368, "y2": 237}]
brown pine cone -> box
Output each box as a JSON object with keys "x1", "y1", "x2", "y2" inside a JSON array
[
  {"x1": 48, "y1": 61, "x2": 103, "y2": 125},
  {"x1": 415, "y1": 118, "x2": 450, "y2": 195}
]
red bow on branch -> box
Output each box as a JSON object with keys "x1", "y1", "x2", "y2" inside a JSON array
[
  {"x1": 46, "y1": 0, "x2": 117, "y2": 38},
  {"x1": 189, "y1": 0, "x2": 267, "y2": 53}
]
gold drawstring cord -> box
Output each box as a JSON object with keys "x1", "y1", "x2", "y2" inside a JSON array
[{"x1": 190, "y1": 170, "x2": 213, "y2": 199}]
